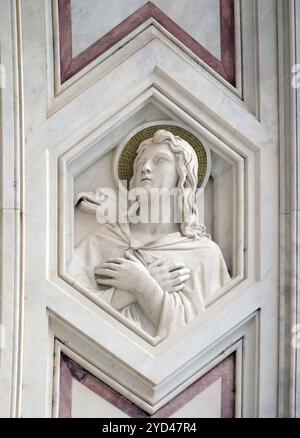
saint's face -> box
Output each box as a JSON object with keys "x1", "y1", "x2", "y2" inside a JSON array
[{"x1": 133, "y1": 143, "x2": 178, "y2": 191}]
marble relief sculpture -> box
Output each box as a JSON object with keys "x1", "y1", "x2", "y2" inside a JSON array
[{"x1": 68, "y1": 129, "x2": 230, "y2": 338}]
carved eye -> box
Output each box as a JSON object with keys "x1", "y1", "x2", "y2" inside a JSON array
[{"x1": 156, "y1": 156, "x2": 168, "y2": 164}]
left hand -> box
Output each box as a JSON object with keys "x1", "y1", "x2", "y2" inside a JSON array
[
  {"x1": 94, "y1": 251, "x2": 153, "y2": 294},
  {"x1": 145, "y1": 258, "x2": 191, "y2": 293}
]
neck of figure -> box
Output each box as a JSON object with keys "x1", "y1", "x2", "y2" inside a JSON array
[{"x1": 129, "y1": 195, "x2": 181, "y2": 243}]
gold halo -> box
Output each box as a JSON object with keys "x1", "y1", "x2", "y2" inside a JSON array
[{"x1": 118, "y1": 125, "x2": 208, "y2": 188}]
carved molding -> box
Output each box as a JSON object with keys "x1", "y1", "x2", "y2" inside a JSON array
[
  {"x1": 51, "y1": 311, "x2": 257, "y2": 416},
  {"x1": 0, "y1": 0, "x2": 24, "y2": 418},
  {"x1": 55, "y1": 88, "x2": 250, "y2": 343},
  {"x1": 58, "y1": 351, "x2": 236, "y2": 418},
  {"x1": 278, "y1": 0, "x2": 300, "y2": 418},
  {"x1": 56, "y1": 0, "x2": 236, "y2": 85}
]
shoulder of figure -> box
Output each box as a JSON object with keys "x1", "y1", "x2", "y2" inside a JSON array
[
  {"x1": 75, "y1": 222, "x2": 111, "y2": 249},
  {"x1": 196, "y1": 235, "x2": 222, "y2": 255}
]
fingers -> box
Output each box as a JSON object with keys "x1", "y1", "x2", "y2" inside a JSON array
[
  {"x1": 94, "y1": 268, "x2": 117, "y2": 277},
  {"x1": 170, "y1": 274, "x2": 190, "y2": 287},
  {"x1": 167, "y1": 274, "x2": 190, "y2": 291},
  {"x1": 169, "y1": 268, "x2": 191, "y2": 279},
  {"x1": 96, "y1": 277, "x2": 117, "y2": 287},
  {"x1": 168, "y1": 262, "x2": 186, "y2": 272},
  {"x1": 97, "y1": 262, "x2": 120, "y2": 270},
  {"x1": 168, "y1": 283, "x2": 186, "y2": 292}
]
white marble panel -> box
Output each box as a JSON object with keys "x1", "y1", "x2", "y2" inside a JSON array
[
  {"x1": 71, "y1": 378, "x2": 129, "y2": 418},
  {"x1": 71, "y1": 375, "x2": 221, "y2": 418},
  {"x1": 74, "y1": 149, "x2": 115, "y2": 246},
  {"x1": 170, "y1": 378, "x2": 222, "y2": 418},
  {"x1": 71, "y1": 0, "x2": 221, "y2": 59},
  {"x1": 210, "y1": 152, "x2": 234, "y2": 276}
]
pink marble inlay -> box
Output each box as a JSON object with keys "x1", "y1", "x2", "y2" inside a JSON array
[
  {"x1": 57, "y1": 0, "x2": 235, "y2": 85},
  {"x1": 59, "y1": 352, "x2": 235, "y2": 418}
]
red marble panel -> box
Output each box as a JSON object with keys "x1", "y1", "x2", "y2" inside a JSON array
[
  {"x1": 57, "y1": 0, "x2": 235, "y2": 85},
  {"x1": 59, "y1": 352, "x2": 235, "y2": 418}
]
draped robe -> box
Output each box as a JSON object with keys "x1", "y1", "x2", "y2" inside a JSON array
[{"x1": 68, "y1": 222, "x2": 231, "y2": 337}]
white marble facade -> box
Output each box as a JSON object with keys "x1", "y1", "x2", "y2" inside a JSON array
[{"x1": 0, "y1": 0, "x2": 299, "y2": 419}]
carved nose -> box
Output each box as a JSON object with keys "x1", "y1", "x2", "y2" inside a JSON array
[{"x1": 141, "y1": 166, "x2": 151, "y2": 175}]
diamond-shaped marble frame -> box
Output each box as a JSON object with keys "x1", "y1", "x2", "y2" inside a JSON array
[{"x1": 56, "y1": 86, "x2": 248, "y2": 345}]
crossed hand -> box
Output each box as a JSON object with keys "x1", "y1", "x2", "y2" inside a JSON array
[{"x1": 94, "y1": 251, "x2": 191, "y2": 294}]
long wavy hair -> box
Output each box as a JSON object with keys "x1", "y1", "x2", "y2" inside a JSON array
[{"x1": 129, "y1": 129, "x2": 209, "y2": 239}]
